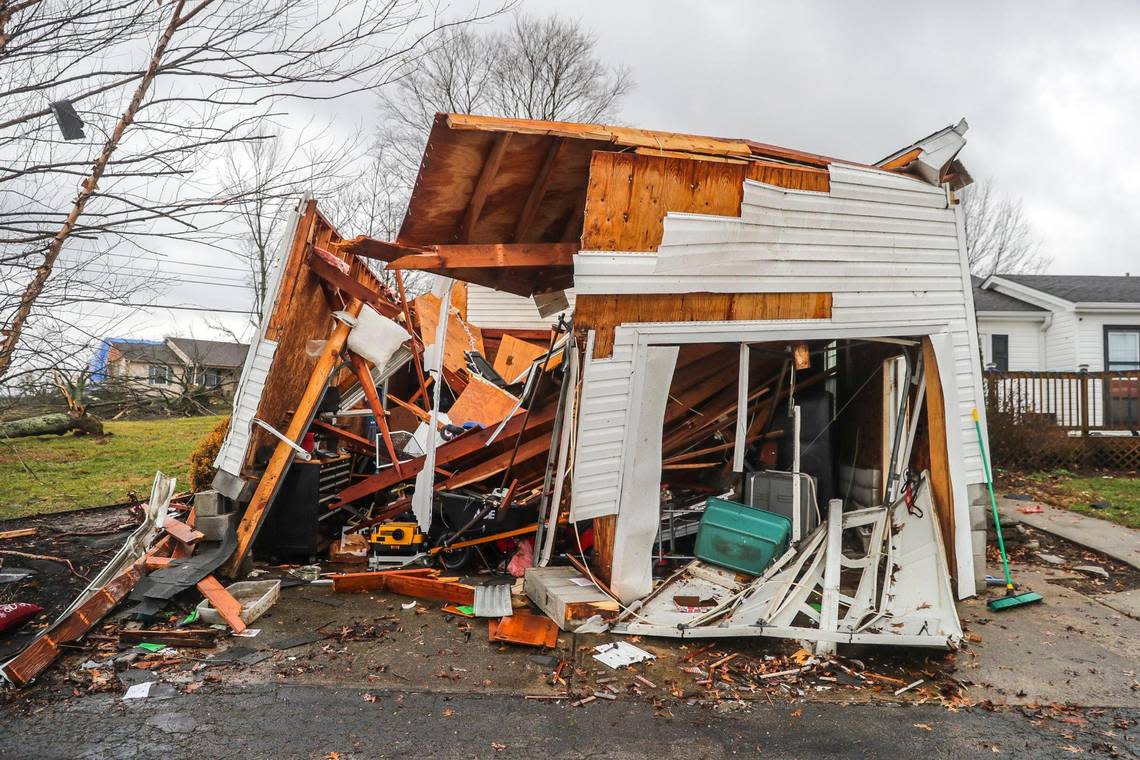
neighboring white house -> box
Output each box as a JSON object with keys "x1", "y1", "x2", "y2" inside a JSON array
[
  {"x1": 974, "y1": 275, "x2": 1140, "y2": 373},
  {"x1": 974, "y1": 274, "x2": 1140, "y2": 428}
]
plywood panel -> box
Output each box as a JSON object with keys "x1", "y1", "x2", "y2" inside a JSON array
[
  {"x1": 581, "y1": 152, "x2": 747, "y2": 253},
  {"x1": 446, "y1": 375, "x2": 519, "y2": 428},
  {"x1": 492, "y1": 333, "x2": 548, "y2": 382},
  {"x1": 580, "y1": 153, "x2": 831, "y2": 254},
  {"x1": 575, "y1": 292, "x2": 833, "y2": 359},
  {"x1": 413, "y1": 292, "x2": 485, "y2": 376}
]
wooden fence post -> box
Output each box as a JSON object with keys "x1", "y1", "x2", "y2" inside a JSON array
[
  {"x1": 1079, "y1": 367, "x2": 1090, "y2": 438},
  {"x1": 1078, "y1": 366, "x2": 1091, "y2": 467}
]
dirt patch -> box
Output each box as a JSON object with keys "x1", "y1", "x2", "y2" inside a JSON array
[
  {"x1": 994, "y1": 523, "x2": 1140, "y2": 596},
  {"x1": 0, "y1": 504, "x2": 139, "y2": 661}
]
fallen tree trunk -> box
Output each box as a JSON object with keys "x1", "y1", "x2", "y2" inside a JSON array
[{"x1": 0, "y1": 412, "x2": 104, "y2": 439}]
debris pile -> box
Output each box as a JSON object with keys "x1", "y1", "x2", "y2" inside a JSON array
[{"x1": 3, "y1": 112, "x2": 995, "y2": 692}]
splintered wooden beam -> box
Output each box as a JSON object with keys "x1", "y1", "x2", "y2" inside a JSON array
[
  {"x1": 333, "y1": 236, "x2": 423, "y2": 262},
  {"x1": 515, "y1": 138, "x2": 565, "y2": 242},
  {"x1": 0, "y1": 566, "x2": 143, "y2": 686},
  {"x1": 458, "y1": 132, "x2": 511, "y2": 242},
  {"x1": 308, "y1": 249, "x2": 401, "y2": 319},
  {"x1": 348, "y1": 352, "x2": 403, "y2": 477},
  {"x1": 386, "y1": 242, "x2": 578, "y2": 272}
]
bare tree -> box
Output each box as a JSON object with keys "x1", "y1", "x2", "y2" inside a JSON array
[
  {"x1": 379, "y1": 11, "x2": 634, "y2": 213},
  {"x1": 0, "y1": 1, "x2": 507, "y2": 384},
  {"x1": 962, "y1": 180, "x2": 1050, "y2": 277},
  {"x1": 221, "y1": 125, "x2": 365, "y2": 315}
]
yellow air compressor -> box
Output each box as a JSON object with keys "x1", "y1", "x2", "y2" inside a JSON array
[{"x1": 368, "y1": 522, "x2": 425, "y2": 548}]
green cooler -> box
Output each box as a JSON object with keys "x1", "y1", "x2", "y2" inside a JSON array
[{"x1": 694, "y1": 497, "x2": 791, "y2": 576}]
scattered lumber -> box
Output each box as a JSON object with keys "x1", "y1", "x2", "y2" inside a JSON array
[
  {"x1": 162, "y1": 517, "x2": 203, "y2": 546},
  {"x1": 331, "y1": 568, "x2": 474, "y2": 605},
  {"x1": 195, "y1": 575, "x2": 247, "y2": 634},
  {"x1": 1, "y1": 567, "x2": 142, "y2": 686},
  {"x1": 0, "y1": 528, "x2": 37, "y2": 540},
  {"x1": 119, "y1": 628, "x2": 219, "y2": 648}
]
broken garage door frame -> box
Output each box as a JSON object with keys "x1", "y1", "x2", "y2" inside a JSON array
[{"x1": 575, "y1": 317, "x2": 975, "y2": 601}]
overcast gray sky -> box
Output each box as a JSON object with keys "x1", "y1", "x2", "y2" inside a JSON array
[
  {"x1": 114, "y1": 0, "x2": 1140, "y2": 347},
  {"x1": 520, "y1": 0, "x2": 1140, "y2": 278}
]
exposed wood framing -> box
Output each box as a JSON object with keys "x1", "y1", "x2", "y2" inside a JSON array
[
  {"x1": 459, "y1": 133, "x2": 512, "y2": 242},
  {"x1": 222, "y1": 299, "x2": 364, "y2": 576},
  {"x1": 329, "y1": 401, "x2": 558, "y2": 509},
  {"x1": 516, "y1": 138, "x2": 566, "y2": 241}
]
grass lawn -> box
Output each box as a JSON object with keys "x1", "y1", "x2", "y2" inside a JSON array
[
  {"x1": 1005, "y1": 469, "x2": 1140, "y2": 530},
  {"x1": 0, "y1": 415, "x2": 222, "y2": 521}
]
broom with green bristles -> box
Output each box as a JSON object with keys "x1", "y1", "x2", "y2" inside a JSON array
[{"x1": 973, "y1": 408, "x2": 1044, "y2": 611}]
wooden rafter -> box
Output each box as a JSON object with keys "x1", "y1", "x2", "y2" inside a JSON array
[
  {"x1": 386, "y1": 242, "x2": 577, "y2": 272},
  {"x1": 458, "y1": 132, "x2": 511, "y2": 242},
  {"x1": 515, "y1": 137, "x2": 566, "y2": 242}
]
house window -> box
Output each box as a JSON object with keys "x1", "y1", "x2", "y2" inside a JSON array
[
  {"x1": 148, "y1": 364, "x2": 170, "y2": 385},
  {"x1": 991, "y1": 334, "x2": 1009, "y2": 372},
  {"x1": 194, "y1": 367, "x2": 220, "y2": 388},
  {"x1": 1106, "y1": 328, "x2": 1140, "y2": 371}
]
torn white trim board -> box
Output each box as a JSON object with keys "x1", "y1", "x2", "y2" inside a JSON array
[
  {"x1": 610, "y1": 344, "x2": 678, "y2": 603},
  {"x1": 412, "y1": 278, "x2": 454, "y2": 532}
]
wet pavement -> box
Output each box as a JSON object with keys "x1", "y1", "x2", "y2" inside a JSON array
[{"x1": 3, "y1": 682, "x2": 1137, "y2": 760}]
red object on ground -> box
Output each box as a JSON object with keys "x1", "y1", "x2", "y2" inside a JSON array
[
  {"x1": 0, "y1": 603, "x2": 43, "y2": 634},
  {"x1": 507, "y1": 538, "x2": 534, "y2": 577},
  {"x1": 1017, "y1": 505, "x2": 1045, "y2": 514}
]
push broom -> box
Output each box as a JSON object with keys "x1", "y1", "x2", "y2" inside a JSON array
[{"x1": 973, "y1": 408, "x2": 1043, "y2": 611}]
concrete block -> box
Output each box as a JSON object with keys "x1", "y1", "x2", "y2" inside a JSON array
[
  {"x1": 969, "y1": 501, "x2": 987, "y2": 531},
  {"x1": 972, "y1": 528, "x2": 987, "y2": 594},
  {"x1": 196, "y1": 512, "x2": 237, "y2": 542},
  {"x1": 193, "y1": 489, "x2": 228, "y2": 516}
]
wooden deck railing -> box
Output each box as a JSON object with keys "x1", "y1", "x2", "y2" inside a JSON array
[{"x1": 983, "y1": 369, "x2": 1140, "y2": 470}]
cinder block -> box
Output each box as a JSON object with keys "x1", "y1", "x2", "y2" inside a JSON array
[
  {"x1": 969, "y1": 501, "x2": 987, "y2": 531},
  {"x1": 196, "y1": 512, "x2": 238, "y2": 542},
  {"x1": 193, "y1": 490, "x2": 228, "y2": 516},
  {"x1": 972, "y1": 528, "x2": 988, "y2": 593}
]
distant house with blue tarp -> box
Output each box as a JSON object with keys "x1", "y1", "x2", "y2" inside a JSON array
[{"x1": 91, "y1": 336, "x2": 248, "y2": 397}]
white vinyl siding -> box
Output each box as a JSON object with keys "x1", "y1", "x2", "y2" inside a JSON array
[
  {"x1": 466, "y1": 284, "x2": 575, "y2": 330},
  {"x1": 572, "y1": 163, "x2": 988, "y2": 521},
  {"x1": 975, "y1": 317, "x2": 1043, "y2": 371}
]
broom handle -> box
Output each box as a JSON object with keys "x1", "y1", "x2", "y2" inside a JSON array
[{"x1": 973, "y1": 408, "x2": 1014, "y2": 591}]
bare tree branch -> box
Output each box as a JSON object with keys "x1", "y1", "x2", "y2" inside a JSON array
[{"x1": 962, "y1": 179, "x2": 1051, "y2": 277}]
